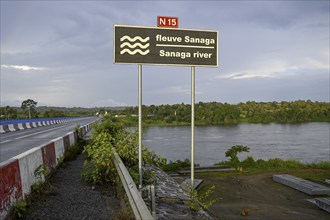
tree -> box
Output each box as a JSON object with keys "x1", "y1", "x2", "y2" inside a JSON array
[
  {"x1": 0, "y1": 106, "x2": 17, "y2": 119},
  {"x1": 225, "y1": 145, "x2": 250, "y2": 169},
  {"x1": 21, "y1": 99, "x2": 38, "y2": 119}
]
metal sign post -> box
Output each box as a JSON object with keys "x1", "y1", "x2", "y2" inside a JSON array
[
  {"x1": 191, "y1": 66, "x2": 195, "y2": 187},
  {"x1": 138, "y1": 64, "x2": 143, "y2": 190}
]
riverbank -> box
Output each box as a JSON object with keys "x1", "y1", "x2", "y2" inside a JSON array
[{"x1": 195, "y1": 168, "x2": 330, "y2": 219}]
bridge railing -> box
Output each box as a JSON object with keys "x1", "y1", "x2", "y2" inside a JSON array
[{"x1": 111, "y1": 150, "x2": 154, "y2": 220}]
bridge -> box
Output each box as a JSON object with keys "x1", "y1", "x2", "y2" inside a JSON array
[
  {"x1": 0, "y1": 117, "x2": 98, "y2": 219},
  {"x1": 0, "y1": 117, "x2": 215, "y2": 220}
]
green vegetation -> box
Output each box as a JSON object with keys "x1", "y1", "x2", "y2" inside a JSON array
[
  {"x1": 0, "y1": 105, "x2": 95, "y2": 119},
  {"x1": 224, "y1": 145, "x2": 250, "y2": 170},
  {"x1": 2, "y1": 100, "x2": 328, "y2": 122},
  {"x1": 0, "y1": 102, "x2": 119, "y2": 119},
  {"x1": 161, "y1": 146, "x2": 329, "y2": 181},
  {"x1": 112, "y1": 100, "x2": 330, "y2": 125},
  {"x1": 11, "y1": 200, "x2": 28, "y2": 219},
  {"x1": 161, "y1": 159, "x2": 191, "y2": 173},
  {"x1": 183, "y1": 181, "x2": 218, "y2": 211},
  {"x1": 21, "y1": 99, "x2": 38, "y2": 119},
  {"x1": 216, "y1": 155, "x2": 330, "y2": 173},
  {"x1": 212, "y1": 146, "x2": 330, "y2": 181},
  {"x1": 81, "y1": 115, "x2": 166, "y2": 185}
]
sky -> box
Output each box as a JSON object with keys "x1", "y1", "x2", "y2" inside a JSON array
[{"x1": 1, "y1": 0, "x2": 329, "y2": 107}]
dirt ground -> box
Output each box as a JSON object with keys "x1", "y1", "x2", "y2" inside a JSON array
[
  {"x1": 24, "y1": 154, "x2": 121, "y2": 220},
  {"x1": 197, "y1": 171, "x2": 329, "y2": 220}
]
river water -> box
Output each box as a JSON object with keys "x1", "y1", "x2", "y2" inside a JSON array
[{"x1": 142, "y1": 123, "x2": 330, "y2": 166}]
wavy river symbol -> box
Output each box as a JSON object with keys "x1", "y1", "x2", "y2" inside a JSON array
[
  {"x1": 120, "y1": 49, "x2": 150, "y2": 55},
  {"x1": 120, "y1": 36, "x2": 150, "y2": 43},
  {"x1": 120, "y1": 42, "x2": 150, "y2": 49},
  {"x1": 120, "y1": 35, "x2": 150, "y2": 56}
]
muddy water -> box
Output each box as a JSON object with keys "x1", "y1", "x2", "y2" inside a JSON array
[{"x1": 142, "y1": 122, "x2": 330, "y2": 166}]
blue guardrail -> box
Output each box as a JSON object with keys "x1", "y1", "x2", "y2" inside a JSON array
[{"x1": 0, "y1": 117, "x2": 91, "y2": 125}]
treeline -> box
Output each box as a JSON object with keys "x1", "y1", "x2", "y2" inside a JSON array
[
  {"x1": 0, "y1": 105, "x2": 125, "y2": 120},
  {"x1": 2, "y1": 100, "x2": 329, "y2": 124},
  {"x1": 0, "y1": 107, "x2": 92, "y2": 119},
  {"x1": 0, "y1": 106, "x2": 94, "y2": 120},
  {"x1": 113, "y1": 100, "x2": 330, "y2": 125}
]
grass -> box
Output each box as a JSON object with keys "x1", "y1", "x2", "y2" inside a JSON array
[
  {"x1": 196, "y1": 158, "x2": 330, "y2": 183},
  {"x1": 288, "y1": 169, "x2": 330, "y2": 182}
]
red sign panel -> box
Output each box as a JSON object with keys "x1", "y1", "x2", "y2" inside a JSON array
[{"x1": 157, "y1": 16, "x2": 178, "y2": 28}]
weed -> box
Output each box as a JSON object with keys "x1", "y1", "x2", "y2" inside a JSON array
[
  {"x1": 64, "y1": 144, "x2": 82, "y2": 161},
  {"x1": 75, "y1": 124, "x2": 83, "y2": 140},
  {"x1": 34, "y1": 164, "x2": 50, "y2": 182},
  {"x1": 183, "y1": 181, "x2": 218, "y2": 211},
  {"x1": 113, "y1": 207, "x2": 134, "y2": 220},
  {"x1": 57, "y1": 155, "x2": 65, "y2": 167},
  {"x1": 10, "y1": 199, "x2": 28, "y2": 219},
  {"x1": 82, "y1": 116, "x2": 166, "y2": 186}
]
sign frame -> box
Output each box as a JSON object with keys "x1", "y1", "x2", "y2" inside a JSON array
[{"x1": 113, "y1": 24, "x2": 219, "y2": 67}]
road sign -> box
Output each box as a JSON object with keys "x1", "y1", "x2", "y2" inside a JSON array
[
  {"x1": 157, "y1": 16, "x2": 178, "y2": 28},
  {"x1": 114, "y1": 25, "x2": 218, "y2": 67}
]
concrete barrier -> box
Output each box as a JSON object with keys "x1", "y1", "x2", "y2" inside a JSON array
[
  {"x1": 0, "y1": 120, "x2": 98, "y2": 219},
  {"x1": 315, "y1": 197, "x2": 330, "y2": 213},
  {"x1": 273, "y1": 174, "x2": 330, "y2": 195},
  {"x1": 0, "y1": 126, "x2": 5, "y2": 133}
]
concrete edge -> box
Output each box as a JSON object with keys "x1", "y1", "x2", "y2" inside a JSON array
[{"x1": 0, "y1": 120, "x2": 98, "y2": 219}]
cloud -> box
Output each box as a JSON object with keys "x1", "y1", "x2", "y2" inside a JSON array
[
  {"x1": 1, "y1": 64, "x2": 47, "y2": 71},
  {"x1": 218, "y1": 71, "x2": 276, "y2": 80},
  {"x1": 160, "y1": 86, "x2": 203, "y2": 95},
  {"x1": 1, "y1": 1, "x2": 329, "y2": 107},
  {"x1": 90, "y1": 98, "x2": 128, "y2": 107}
]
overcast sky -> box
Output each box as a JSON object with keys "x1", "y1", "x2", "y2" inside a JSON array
[{"x1": 1, "y1": 1, "x2": 329, "y2": 107}]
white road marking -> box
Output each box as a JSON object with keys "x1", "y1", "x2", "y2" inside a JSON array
[{"x1": 0, "y1": 125, "x2": 66, "y2": 144}]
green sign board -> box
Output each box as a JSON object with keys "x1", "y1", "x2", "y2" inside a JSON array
[{"x1": 114, "y1": 25, "x2": 218, "y2": 67}]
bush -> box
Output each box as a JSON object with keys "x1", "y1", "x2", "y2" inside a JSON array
[
  {"x1": 82, "y1": 117, "x2": 166, "y2": 185},
  {"x1": 162, "y1": 159, "x2": 191, "y2": 172},
  {"x1": 308, "y1": 161, "x2": 330, "y2": 169},
  {"x1": 82, "y1": 132, "x2": 117, "y2": 185},
  {"x1": 225, "y1": 145, "x2": 250, "y2": 169},
  {"x1": 241, "y1": 156, "x2": 255, "y2": 167},
  {"x1": 183, "y1": 182, "x2": 218, "y2": 211},
  {"x1": 10, "y1": 200, "x2": 28, "y2": 219}
]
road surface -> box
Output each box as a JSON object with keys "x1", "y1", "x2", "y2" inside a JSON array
[{"x1": 0, "y1": 117, "x2": 98, "y2": 163}]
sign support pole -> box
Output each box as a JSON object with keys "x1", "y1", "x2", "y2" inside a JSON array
[
  {"x1": 138, "y1": 64, "x2": 143, "y2": 190},
  {"x1": 191, "y1": 66, "x2": 195, "y2": 188}
]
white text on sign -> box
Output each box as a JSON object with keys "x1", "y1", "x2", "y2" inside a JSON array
[
  {"x1": 156, "y1": 35, "x2": 215, "y2": 46},
  {"x1": 159, "y1": 50, "x2": 212, "y2": 59},
  {"x1": 157, "y1": 16, "x2": 178, "y2": 28},
  {"x1": 157, "y1": 34, "x2": 215, "y2": 60}
]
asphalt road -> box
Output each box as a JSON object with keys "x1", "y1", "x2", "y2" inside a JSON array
[{"x1": 0, "y1": 117, "x2": 98, "y2": 163}]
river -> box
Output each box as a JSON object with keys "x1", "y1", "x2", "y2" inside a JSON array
[{"x1": 142, "y1": 123, "x2": 330, "y2": 166}]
